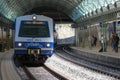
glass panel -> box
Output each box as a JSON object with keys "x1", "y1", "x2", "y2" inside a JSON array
[
  {"x1": 106, "y1": 0, "x2": 117, "y2": 4},
  {"x1": 0, "y1": 0, "x2": 4, "y2": 11},
  {"x1": 19, "y1": 21, "x2": 50, "y2": 37},
  {"x1": 72, "y1": 0, "x2": 119, "y2": 20},
  {"x1": 92, "y1": 0, "x2": 101, "y2": 9}
]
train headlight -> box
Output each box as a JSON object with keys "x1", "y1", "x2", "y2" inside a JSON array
[
  {"x1": 18, "y1": 43, "x2": 22, "y2": 47},
  {"x1": 32, "y1": 15, "x2": 37, "y2": 20},
  {"x1": 46, "y1": 43, "x2": 50, "y2": 47}
]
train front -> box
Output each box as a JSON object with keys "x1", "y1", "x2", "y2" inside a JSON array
[{"x1": 14, "y1": 15, "x2": 54, "y2": 62}]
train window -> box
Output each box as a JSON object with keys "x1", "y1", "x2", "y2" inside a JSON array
[{"x1": 19, "y1": 21, "x2": 50, "y2": 37}]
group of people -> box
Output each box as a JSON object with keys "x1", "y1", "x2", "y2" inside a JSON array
[
  {"x1": 88, "y1": 32, "x2": 119, "y2": 52},
  {"x1": 99, "y1": 33, "x2": 119, "y2": 52},
  {"x1": 111, "y1": 32, "x2": 119, "y2": 52}
]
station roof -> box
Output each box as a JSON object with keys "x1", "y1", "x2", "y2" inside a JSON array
[{"x1": 0, "y1": 0, "x2": 119, "y2": 22}]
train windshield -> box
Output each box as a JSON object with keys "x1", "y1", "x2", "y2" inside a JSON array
[{"x1": 19, "y1": 21, "x2": 50, "y2": 37}]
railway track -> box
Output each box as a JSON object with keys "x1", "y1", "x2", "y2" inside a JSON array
[
  {"x1": 1, "y1": 46, "x2": 119, "y2": 80},
  {"x1": 55, "y1": 45, "x2": 120, "y2": 79},
  {"x1": 15, "y1": 58, "x2": 67, "y2": 80},
  {"x1": 0, "y1": 49, "x2": 66, "y2": 80},
  {"x1": 20, "y1": 65, "x2": 67, "y2": 80},
  {"x1": 44, "y1": 65, "x2": 67, "y2": 80}
]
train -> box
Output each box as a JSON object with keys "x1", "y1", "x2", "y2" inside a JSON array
[{"x1": 14, "y1": 14, "x2": 54, "y2": 63}]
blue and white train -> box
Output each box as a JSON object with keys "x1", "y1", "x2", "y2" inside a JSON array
[{"x1": 14, "y1": 14, "x2": 54, "y2": 62}]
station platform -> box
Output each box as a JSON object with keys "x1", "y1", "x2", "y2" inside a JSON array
[
  {"x1": 70, "y1": 46, "x2": 120, "y2": 68},
  {"x1": 71, "y1": 46, "x2": 120, "y2": 59}
]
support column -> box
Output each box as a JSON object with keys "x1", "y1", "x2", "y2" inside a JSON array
[
  {"x1": 6, "y1": 27, "x2": 10, "y2": 50},
  {"x1": 1, "y1": 26, "x2": 4, "y2": 51},
  {"x1": 75, "y1": 27, "x2": 80, "y2": 47},
  {"x1": 88, "y1": 25, "x2": 92, "y2": 49}
]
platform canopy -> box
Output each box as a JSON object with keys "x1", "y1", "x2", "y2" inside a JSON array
[{"x1": 0, "y1": 0, "x2": 119, "y2": 21}]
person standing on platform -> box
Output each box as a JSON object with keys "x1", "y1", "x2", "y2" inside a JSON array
[
  {"x1": 99, "y1": 34, "x2": 106, "y2": 52},
  {"x1": 114, "y1": 34, "x2": 119, "y2": 52},
  {"x1": 93, "y1": 35, "x2": 97, "y2": 46},
  {"x1": 110, "y1": 32, "x2": 116, "y2": 52}
]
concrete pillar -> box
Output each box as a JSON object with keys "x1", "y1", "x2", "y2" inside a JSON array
[
  {"x1": 75, "y1": 27, "x2": 80, "y2": 47},
  {"x1": 1, "y1": 26, "x2": 4, "y2": 51},
  {"x1": 6, "y1": 27, "x2": 10, "y2": 50}
]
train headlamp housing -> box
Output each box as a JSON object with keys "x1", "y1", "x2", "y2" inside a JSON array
[
  {"x1": 45, "y1": 43, "x2": 50, "y2": 48},
  {"x1": 47, "y1": 43, "x2": 50, "y2": 47},
  {"x1": 18, "y1": 43, "x2": 22, "y2": 47},
  {"x1": 32, "y1": 15, "x2": 37, "y2": 20}
]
